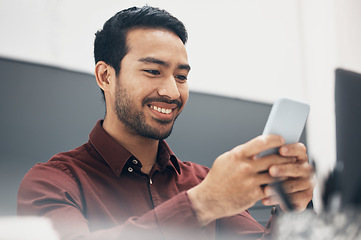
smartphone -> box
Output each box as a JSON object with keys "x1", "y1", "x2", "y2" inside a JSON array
[
  {"x1": 258, "y1": 98, "x2": 310, "y2": 158},
  {"x1": 258, "y1": 98, "x2": 310, "y2": 210}
]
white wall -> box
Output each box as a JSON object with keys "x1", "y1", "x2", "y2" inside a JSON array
[
  {"x1": 0, "y1": 0, "x2": 306, "y2": 102},
  {"x1": 299, "y1": 0, "x2": 361, "y2": 210},
  {"x1": 334, "y1": 0, "x2": 361, "y2": 73},
  {"x1": 298, "y1": 0, "x2": 338, "y2": 210},
  {"x1": 1, "y1": 0, "x2": 360, "y2": 211}
]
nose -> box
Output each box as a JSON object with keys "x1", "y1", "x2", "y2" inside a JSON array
[{"x1": 157, "y1": 76, "x2": 181, "y2": 100}]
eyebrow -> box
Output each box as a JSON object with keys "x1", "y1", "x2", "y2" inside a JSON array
[{"x1": 138, "y1": 57, "x2": 191, "y2": 71}]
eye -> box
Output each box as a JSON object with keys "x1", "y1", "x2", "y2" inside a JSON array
[
  {"x1": 143, "y1": 69, "x2": 160, "y2": 75},
  {"x1": 175, "y1": 75, "x2": 188, "y2": 82}
]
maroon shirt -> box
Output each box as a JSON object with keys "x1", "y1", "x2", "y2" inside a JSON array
[{"x1": 17, "y1": 120, "x2": 265, "y2": 239}]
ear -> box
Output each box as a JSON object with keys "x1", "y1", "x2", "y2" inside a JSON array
[{"x1": 94, "y1": 61, "x2": 116, "y2": 92}]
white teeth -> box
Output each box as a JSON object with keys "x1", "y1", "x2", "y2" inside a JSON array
[{"x1": 151, "y1": 105, "x2": 173, "y2": 114}]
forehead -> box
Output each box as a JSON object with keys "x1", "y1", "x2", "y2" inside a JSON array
[{"x1": 124, "y1": 28, "x2": 188, "y2": 64}]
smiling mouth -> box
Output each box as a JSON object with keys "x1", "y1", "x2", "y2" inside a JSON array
[{"x1": 150, "y1": 105, "x2": 173, "y2": 114}]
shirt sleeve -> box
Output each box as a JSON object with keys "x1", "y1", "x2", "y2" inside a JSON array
[
  {"x1": 17, "y1": 163, "x2": 209, "y2": 240},
  {"x1": 216, "y1": 211, "x2": 266, "y2": 239},
  {"x1": 17, "y1": 163, "x2": 270, "y2": 240}
]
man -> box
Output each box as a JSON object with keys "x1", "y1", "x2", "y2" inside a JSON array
[{"x1": 17, "y1": 6, "x2": 314, "y2": 240}]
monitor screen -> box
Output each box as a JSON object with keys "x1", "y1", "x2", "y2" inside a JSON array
[{"x1": 335, "y1": 68, "x2": 361, "y2": 207}]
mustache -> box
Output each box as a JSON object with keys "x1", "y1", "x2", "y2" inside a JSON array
[{"x1": 142, "y1": 97, "x2": 182, "y2": 108}]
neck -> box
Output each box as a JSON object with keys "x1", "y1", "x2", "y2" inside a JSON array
[{"x1": 102, "y1": 116, "x2": 159, "y2": 175}]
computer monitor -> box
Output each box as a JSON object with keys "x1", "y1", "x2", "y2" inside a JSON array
[{"x1": 335, "y1": 68, "x2": 361, "y2": 207}]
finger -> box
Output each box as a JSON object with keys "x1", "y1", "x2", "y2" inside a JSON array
[
  {"x1": 285, "y1": 189, "x2": 314, "y2": 211},
  {"x1": 281, "y1": 177, "x2": 315, "y2": 194},
  {"x1": 235, "y1": 135, "x2": 285, "y2": 158},
  {"x1": 279, "y1": 143, "x2": 308, "y2": 161},
  {"x1": 262, "y1": 182, "x2": 314, "y2": 210},
  {"x1": 253, "y1": 155, "x2": 296, "y2": 173},
  {"x1": 262, "y1": 190, "x2": 309, "y2": 210},
  {"x1": 269, "y1": 161, "x2": 314, "y2": 178},
  {"x1": 262, "y1": 196, "x2": 293, "y2": 211},
  {"x1": 262, "y1": 195, "x2": 281, "y2": 206},
  {"x1": 255, "y1": 171, "x2": 278, "y2": 186},
  {"x1": 263, "y1": 177, "x2": 314, "y2": 196}
]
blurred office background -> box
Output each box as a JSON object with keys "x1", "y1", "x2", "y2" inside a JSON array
[{"x1": 0, "y1": 0, "x2": 360, "y2": 224}]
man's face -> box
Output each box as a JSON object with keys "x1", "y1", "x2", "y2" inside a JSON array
[{"x1": 113, "y1": 28, "x2": 190, "y2": 140}]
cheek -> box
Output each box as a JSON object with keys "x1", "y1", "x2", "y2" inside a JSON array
[
  {"x1": 179, "y1": 84, "x2": 189, "y2": 106},
  {"x1": 133, "y1": 87, "x2": 155, "y2": 107}
]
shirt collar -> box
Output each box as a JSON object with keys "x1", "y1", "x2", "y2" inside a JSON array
[
  {"x1": 157, "y1": 140, "x2": 181, "y2": 174},
  {"x1": 88, "y1": 120, "x2": 181, "y2": 177}
]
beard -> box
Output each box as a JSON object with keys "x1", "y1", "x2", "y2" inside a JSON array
[{"x1": 114, "y1": 86, "x2": 181, "y2": 140}]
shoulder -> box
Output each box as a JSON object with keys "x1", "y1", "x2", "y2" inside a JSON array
[
  {"x1": 17, "y1": 146, "x2": 91, "y2": 214},
  {"x1": 17, "y1": 164, "x2": 84, "y2": 216},
  {"x1": 50, "y1": 143, "x2": 91, "y2": 164},
  {"x1": 19, "y1": 159, "x2": 79, "y2": 193}
]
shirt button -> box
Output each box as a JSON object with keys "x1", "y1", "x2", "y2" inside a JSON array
[
  {"x1": 128, "y1": 167, "x2": 134, "y2": 173},
  {"x1": 132, "y1": 159, "x2": 138, "y2": 165}
]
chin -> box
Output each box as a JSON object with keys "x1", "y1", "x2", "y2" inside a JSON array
[{"x1": 145, "y1": 125, "x2": 174, "y2": 140}]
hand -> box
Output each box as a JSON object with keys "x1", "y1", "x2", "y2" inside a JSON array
[
  {"x1": 262, "y1": 142, "x2": 315, "y2": 211},
  {"x1": 187, "y1": 135, "x2": 296, "y2": 226}
]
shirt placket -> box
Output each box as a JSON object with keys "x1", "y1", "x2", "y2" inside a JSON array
[
  {"x1": 147, "y1": 171, "x2": 161, "y2": 208},
  {"x1": 125, "y1": 158, "x2": 161, "y2": 209}
]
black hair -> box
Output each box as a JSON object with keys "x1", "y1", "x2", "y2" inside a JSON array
[{"x1": 94, "y1": 6, "x2": 188, "y2": 100}]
